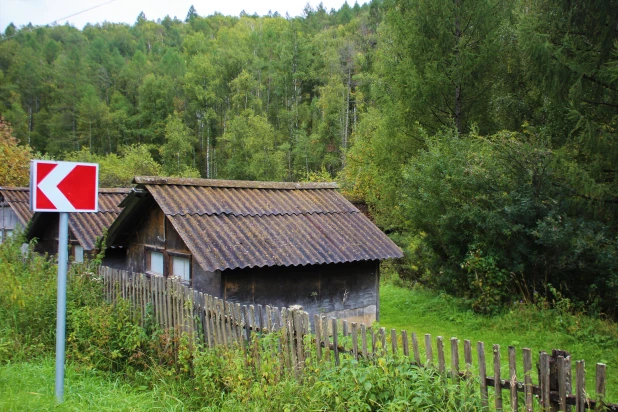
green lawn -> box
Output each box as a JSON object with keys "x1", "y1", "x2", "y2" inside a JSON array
[
  {"x1": 0, "y1": 358, "x2": 188, "y2": 411},
  {"x1": 379, "y1": 282, "x2": 618, "y2": 403}
]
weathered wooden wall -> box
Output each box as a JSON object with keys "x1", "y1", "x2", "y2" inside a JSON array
[
  {"x1": 32, "y1": 213, "x2": 79, "y2": 256},
  {"x1": 123, "y1": 203, "x2": 221, "y2": 291},
  {"x1": 222, "y1": 260, "x2": 380, "y2": 325}
]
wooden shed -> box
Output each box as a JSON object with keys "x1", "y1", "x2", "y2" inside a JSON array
[
  {"x1": 27, "y1": 188, "x2": 130, "y2": 266},
  {"x1": 0, "y1": 187, "x2": 33, "y2": 243},
  {"x1": 106, "y1": 177, "x2": 402, "y2": 324}
]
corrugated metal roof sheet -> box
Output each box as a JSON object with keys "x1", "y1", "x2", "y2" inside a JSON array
[
  {"x1": 0, "y1": 188, "x2": 32, "y2": 226},
  {"x1": 168, "y1": 212, "x2": 403, "y2": 272},
  {"x1": 148, "y1": 185, "x2": 358, "y2": 216},
  {"x1": 69, "y1": 189, "x2": 129, "y2": 250},
  {"x1": 135, "y1": 179, "x2": 402, "y2": 272}
]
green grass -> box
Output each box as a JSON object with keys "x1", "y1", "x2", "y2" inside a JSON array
[
  {"x1": 379, "y1": 282, "x2": 618, "y2": 403},
  {"x1": 0, "y1": 357, "x2": 189, "y2": 411}
]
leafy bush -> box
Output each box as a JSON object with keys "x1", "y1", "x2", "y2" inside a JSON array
[
  {"x1": 0, "y1": 235, "x2": 57, "y2": 362},
  {"x1": 401, "y1": 127, "x2": 618, "y2": 315}
]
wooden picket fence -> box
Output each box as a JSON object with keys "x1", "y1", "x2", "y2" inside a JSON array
[{"x1": 98, "y1": 266, "x2": 617, "y2": 411}]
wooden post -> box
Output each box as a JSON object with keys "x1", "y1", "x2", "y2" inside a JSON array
[
  {"x1": 257, "y1": 304, "x2": 264, "y2": 334},
  {"x1": 412, "y1": 332, "x2": 421, "y2": 366},
  {"x1": 379, "y1": 327, "x2": 386, "y2": 357},
  {"x1": 451, "y1": 337, "x2": 459, "y2": 383},
  {"x1": 360, "y1": 323, "x2": 368, "y2": 359},
  {"x1": 494, "y1": 344, "x2": 503, "y2": 411},
  {"x1": 425, "y1": 334, "x2": 433, "y2": 366},
  {"x1": 321, "y1": 316, "x2": 330, "y2": 362},
  {"x1": 391, "y1": 329, "x2": 398, "y2": 356},
  {"x1": 314, "y1": 314, "x2": 322, "y2": 362},
  {"x1": 576, "y1": 361, "x2": 585, "y2": 412},
  {"x1": 540, "y1": 351, "x2": 551, "y2": 412},
  {"x1": 464, "y1": 340, "x2": 472, "y2": 378},
  {"x1": 558, "y1": 355, "x2": 567, "y2": 412},
  {"x1": 401, "y1": 330, "x2": 409, "y2": 359},
  {"x1": 243, "y1": 305, "x2": 251, "y2": 343},
  {"x1": 437, "y1": 336, "x2": 445, "y2": 374},
  {"x1": 478, "y1": 341, "x2": 488, "y2": 408},
  {"x1": 550, "y1": 350, "x2": 571, "y2": 412},
  {"x1": 509, "y1": 346, "x2": 518, "y2": 412},
  {"x1": 596, "y1": 363, "x2": 606, "y2": 412},
  {"x1": 523, "y1": 348, "x2": 534, "y2": 411},
  {"x1": 332, "y1": 318, "x2": 340, "y2": 366},
  {"x1": 351, "y1": 323, "x2": 359, "y2": 360},
  {"x1": 266, "y1": 305, "x2": 273, "y2": 333}
]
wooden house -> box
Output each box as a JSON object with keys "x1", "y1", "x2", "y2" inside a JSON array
[
  {"x1": 27, "y1": 188, "x2": 130, "y2": 266},
  {"x1": 106, "y1": 177, "x2": 403, "y2": 324},
  {"x1": 0, "y1": 187, "x2": 32, "y2": 243}
]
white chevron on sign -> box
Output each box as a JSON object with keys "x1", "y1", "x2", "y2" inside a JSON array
[{"x1": 37, "y1": 162, "x2": 76, "y2": 211}]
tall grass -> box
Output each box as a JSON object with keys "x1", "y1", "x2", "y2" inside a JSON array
[{"x1": 379, "y1": 278, "x2": 618, "y2": 402}]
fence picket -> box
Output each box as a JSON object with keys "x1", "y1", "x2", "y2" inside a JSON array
[
  {"x1": 523, "y1": 348, "x2": 534, "y2": 411},
  {"x1": 425, "y1": 334, "x2": 433, "y2": 366},
  {"x1": 494, "y1": 344, "x2": 503, "y2": 411},
  {"x1": 412, "y1": 332, "x2": 421, "y2": 366},
  {"x1": 464, "y1": 339, "x2": 472, "y2": 378},
  {"x1": 596, "y1": 363, "x2": 606, "y2": 412},
  {"x1": 401, "y1": 330, "x2": 409, "y2": 359},
  {"x1": 322, "y1": 316, "x2": 330, "y2": 362},
  {"x1": 576, "y1": 361, "x2": 586, "y2": 412},
  {"x1": 437, "y1": 336, "x2": 445, "y2": 373},
  {"x1": 478, "y1": 341, "x2": 488, "y2": 408},
  {"x1": 332, "y1": 318, "x2": 340, "y2": 366},
  {"x1": 509, "y1": 346, "x2": 518, "y2": 412},
  {"x1": 451, "y1": 338, "x2": 459, "y2": 383},
  {"x1": 314, "y1": 314, "x2": 322, "y2": 362},
  {"x1": 352, "y1": 323, "x2": 359, "y2": 360},
  {"x1": 391, "y1": 329, "x2": 398, "y2": 356},
  {"x1": 558, "y1": 355, "x2": 568, "y2": 412},
  {"x1": 540, "y1": 351, "x2": 550, "y2": 411},
  {"x1": 360, "y1": 323, "x2": 368, "y2": 359}
]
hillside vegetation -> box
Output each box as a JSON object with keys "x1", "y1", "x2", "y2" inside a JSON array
[{"x1": 2, "y1": 0, "x2": 618, "y2": 314}]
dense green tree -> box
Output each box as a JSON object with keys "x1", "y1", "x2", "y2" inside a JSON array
[{"x1": 160, "y1": 111, "x2": 198, "y2": 176}]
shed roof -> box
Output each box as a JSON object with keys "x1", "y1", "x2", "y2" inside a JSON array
[
  {"x1": 0, "y1": 187, "x2": 33, "y2": 227},
  {"x1": 109, "y1": 177, "x2": 403, "y2": 272},
  {"x1": 28, "y1": 188, "x2": 130, "y2": 250}
]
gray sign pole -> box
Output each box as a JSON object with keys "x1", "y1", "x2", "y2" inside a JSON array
[{"x1": 55, "y1": 211, "x2": 69, "y2": 402}]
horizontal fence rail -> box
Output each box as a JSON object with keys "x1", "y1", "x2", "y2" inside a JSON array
[{"x1": 98, "y1": 266, "x2": 616, "y2": 411}]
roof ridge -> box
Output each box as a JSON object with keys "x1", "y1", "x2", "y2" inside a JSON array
[
  {"x1": 135, "y1": 176, "x2": 338, "y2": 190},
  {"x1": 163, "y1": 210, "x2": 361, "y2": 217}
]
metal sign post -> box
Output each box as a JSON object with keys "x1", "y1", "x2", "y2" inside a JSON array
[
  {"x1": 30, "y1": 160, "x2": 99, "y2": 403},
  {"x1": 55, "y1": 212, "x2": 69, "y2": 401}
]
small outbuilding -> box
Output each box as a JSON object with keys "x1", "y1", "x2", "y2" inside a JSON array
[
  {"x1": 106, "y1": 177, "x2": 403, "y2": 323},
  {"x1": 0, "y1": 187, "x2": 33, "y2": 243},
  {"x1": 27, "y1": 188, "x2": 130, "y2": 266}
]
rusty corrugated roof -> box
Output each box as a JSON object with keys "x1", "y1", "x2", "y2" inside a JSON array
[
  {"x1": 124, "y1": 178, "x2": 403, "y2": 272},
  {"x1": 0, "y1": 187, "x2": 32, "y2": 226},
  {"x1": 69, "y1": 189, "x2": 129, "y2": 250}
]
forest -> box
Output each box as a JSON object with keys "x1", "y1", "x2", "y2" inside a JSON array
[{"x1": 1, "y1": 0, "x2": 617, "y2": 316}]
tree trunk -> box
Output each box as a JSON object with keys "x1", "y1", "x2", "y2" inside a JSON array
[{"x1": 454, "y1": 0, "x2": 463, "y2": 134}]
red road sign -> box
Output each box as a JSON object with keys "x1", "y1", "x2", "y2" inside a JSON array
[{"x1": 30, "y1": 160, "x2": 99, "y2": 212}]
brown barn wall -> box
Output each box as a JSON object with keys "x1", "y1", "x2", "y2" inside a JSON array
[
  {"x1": 221, "y1": 260, "x2": 380, "y2": 325},
  {"x1": 124, "y1": 205, "x2": 223, "y2": 291},
  {"x1": 33, "y1": 214, "x2": 78, "y2": 256}
]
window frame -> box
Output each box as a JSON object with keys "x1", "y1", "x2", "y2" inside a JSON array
[{"x1": 145, "y1": 246, "x2": 165, "y2": 276}]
